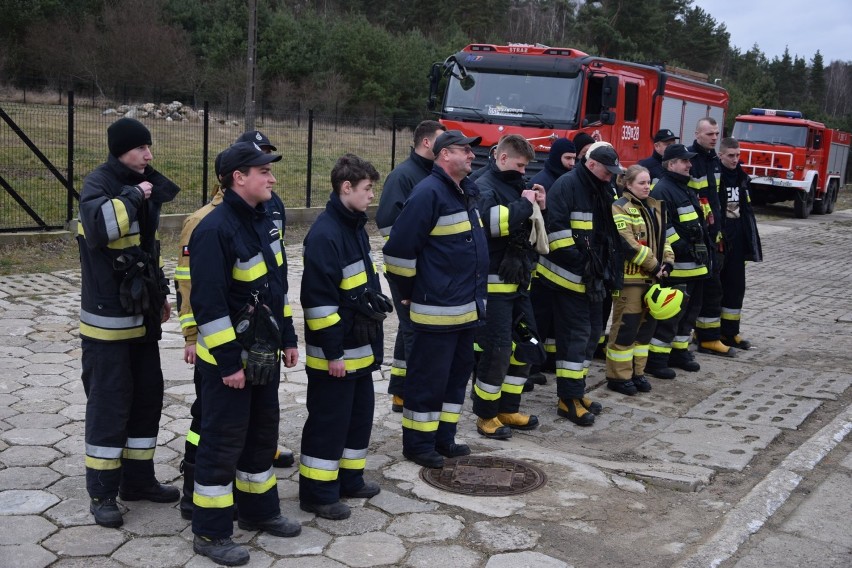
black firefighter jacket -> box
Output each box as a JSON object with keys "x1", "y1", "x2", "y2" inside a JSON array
[
  {"x1": 375, "y1": 149, "x2": 434, "y2": 238},
  {"x1": 720, "y1": 164, "x2": 763, "y2": 262}
]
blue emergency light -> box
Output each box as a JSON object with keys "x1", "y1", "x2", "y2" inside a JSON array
[{"x1": 749, "y1": 108, "x2": 803, "y2": 119}]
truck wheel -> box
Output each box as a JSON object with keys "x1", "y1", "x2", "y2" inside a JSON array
[
  {"x1": 825, "y1": 180, "x2": 839, "y2": 214},
  {"x1": 813, "y1": 179, "x2": 830, "y2": 215},
  {"x1": 794, "y1": 179, "x2": 815, "y2": 219}
]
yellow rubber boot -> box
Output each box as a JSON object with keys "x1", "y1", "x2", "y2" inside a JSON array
[
  {"x1": 476, "y1": 417, "x2": 512, "y2": 439},
  {"x1": 698, "y1": 339, "x2": 735, "y2": 358},
  {"x1": 496, "y1": 412, "x2": 540, "y2": 431},
  {"x1": 391, "y1": 395, "x2": 403, "y2": 413},
  {"x1": 557, "y1": 399, "x2": 595, "y2": 426}
]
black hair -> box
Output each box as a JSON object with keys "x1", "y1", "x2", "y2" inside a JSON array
[
  {"x1": 220, "y1": 165, "x2": 251, "y2": 190},
  {"x1": 413, "y1": 120, "x2": 445, "y2": 147},
  {"x1": 330, "y1": 154, "x2": 380, "y2": 194}
]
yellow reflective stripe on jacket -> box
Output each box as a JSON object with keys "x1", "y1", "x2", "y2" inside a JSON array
[
  {"x1": 194, "y1": 481, "x2": 234, "y2": 509},
  {"x1": 677, "y1": 205, "x2": 698, "y2": 223},
  {"x1": 339, "y1": 447, "x2": 368, "y2": 470},
  {"x1": 489, "y1": 205, "x2": 511, "y2": 237},
  {"x1": 340, "y1": 260, "x2": 368, "y2": 290},
  {"x1": 106, "y1": 233, "x2": 141, "y2": 250},
  {"x1": 304, "y1": 305, "x2": 341, "y2": 330},
  {"x1": 174, "y1": 265, "x2": 191, "y2": 281},
  {"x1": 401, "y1": 409, "x2": 441, "y2": 432},
  {"x1": 569, "y1": 211, "x2": 593, "y2": 231},
  {"x1": 487, "y1": 274, "x2": 519, "y2": 294},
  {"x1": 632, "y1": 245, "x2": 651, "y2": 266},
  {"x1": 100, "y1": 199, "x2": 132, "y2": 241},
  {"x1": 548, "y1": 229, "x2": 575, "y2": 251},
  {"x1": 79, "y1": 309, "x2": 145, "y2": 341},
  {"x1": 384, "y1": 254, "x2": 416, "y2": 277},
  {"x1": 299, "y1": 455, "x2": 339, "y2": 481},
  {"x1": 410, "y1": 301, "x2": 478, "y2": 326},
  {"x1": 283, "y1": 294, "x2": 292, "y2": 318},
  {"x1": 270, "y1": 239, "x2": 284, "y2": 267},
  {"x1": 305, "y1": 344, "x2": 374, "y2": 372},
  {"x1": 179, "y1": 312, "x2": 196, "y2": 329},
  {"x1": 430, "y1": 211, "x2": 472, "y2": 236},
  {"x1": 688, "y1": 175, "x2": 709, "y2": 191},
  {"x1": 536, "y1": 258, "x2": 585, "y2": 293},
  {"x1": 235, "y1": 467, "x2": 276, "y2": 494},
  {"x1": 198, "y1": 316, "x2": 237, "y2": 349},
  {"x1": 671, "y1": 261, "x2": 708, "y2": 278},
  {"x1": 233, "y1": 253, "x2": 268, "y2": 282},
  {"x1": 186, "y1": 429, "x2": 200, "y2": 447}
]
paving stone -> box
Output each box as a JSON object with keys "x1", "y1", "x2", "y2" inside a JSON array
[
  {"x1": 45, "y1": 476, "x2": 88, "y2": 500},
  {"x1": 5, "y1": 412, "x2": 70, "y2": 429},
  {"x1": 111, "y1": 535, "x2": 194, "y2": 567},
  {"x1": 325, "y1": 532, "x2": 406, "y2": 567},
  {"x1": 0, "y1": 345, "x2": 33, "y2": 357},
  {"x1": 19, "y1": 373, "x2": 74, "y2": 388},
  {"x1": 42, "y1": 525, "x2": 128, "y2": 556},
  {"x1": 185, "y1": 549, "x2": 275, "y2": 567},
  {"x1": 60, "y1": 404, "x2": 87, "y2": 421},
  {"x1": 315, "y1": 506, "x2": 389, "y2": 536},
  {"x1": 0, "y1": 378, "x2": 24, "y2": 394},
  {"x1": 0, "y1": 445, "x2": 60, "y2": 467},
  {"x1": 0, "y1": 543, "x2": 57, "y2": 568},
  {"x1": 387, "y1": 512, "x2": 464, "y2": 542},
  {"x1": 0, "y1": 515, "x2": 57, "y2": 545},
  {"x1": 55, "y1": 434, "x2": 85, "y2": 455},
  {"x1": 731, "y1": 534, "x2": 852, "y2": 568},
  {"x1": 0, "y1": 466, "x2": 61, "y2": 490},
  {"x1": 469, "y1": 520, "x2": 540, "y2": 552},
  {"x1": 685, "y1": 388, "x2": 822, "y2": 430},
  {"x1": 27, "y1": 341, "x2": 75, "y2": 354},
  {"x1": 11, "y1": 398, "x2": 68, "y2": 414},
  {"x1": 637, "y1": 418, "x2": 780, "y2": 471},
  {"x1": 1, "y1": 427, "x2": 67, "y2": 446},
  {"x1": 737, "y1": 367, "x2": 852, "y2": 400},
  {"x1": 485, "y1": 551, "x2": 571, "y2": 568},
  {"x1": 44, "y1": 498, "x2": 94, "y2": 527},
  {"x1": 0, "y1": 356, "x2": 28, "y2": 370},
  {"x1": 405, "y1": 544, "x2": 483, "y2": 568},
  {"x1": 25, "y1": 351, "x2": 73, "y2": 364},
  {"x1": 840, "y1": 451, "x2": 852, "y2": 470},
  {"x1": 59, "y1": 421, "x2": 85, "y2": 438},
  {"x1": 50, "y1": 557, "x2": 127, "y2": 568},
  {"x1": 255, "y1": 526, "x2": 331, "y2": 556},
  {"x1": 781, "y1": 472, "x2": 852, "y2": 548},
  {"x1": 121, "y1": 500, "x2": 189, "y2": 536},
  {"x1": 0, "y1": 489, "x2": 60, "y2": 514},
  {"x1": 368, "y1": 489, "x2": 439, "y2": 515}
]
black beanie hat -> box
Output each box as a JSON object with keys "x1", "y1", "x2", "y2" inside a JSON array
[
  {"x1": 547, "y1": 138, "x2": 577, "y2": 169},
  {"x1": 108, "y1": 118, "x2": 152, "y2": 157},
  {"x1": 572, "y1": 132, "x2": 596, "y2": 155}
]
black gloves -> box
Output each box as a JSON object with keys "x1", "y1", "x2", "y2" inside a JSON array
[
  {"x1": 692, "y1": 242, "x2": 709, "y2": 266},
  {"x1": 351, "y1": 289, "x2": 392, "y2": 346},
  {"x1": 498, "y1": 234, "x2": 534, "y2": 288},
  {"x1": 233, "y1": 299, "x2": 282, "y2": 385},
  {"x1": 244, "y1": 340, "x2": 278, "y2": 385}
]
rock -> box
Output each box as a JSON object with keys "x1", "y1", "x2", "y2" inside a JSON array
[
  {"x1": 102, "y1": 109, "x2": 117, "y2": 116},
  {"x1": 141, "y1": 103, "x2": 156, "y2": 112},
  {"x1": 117, "y1": 105, "x2": 130, "y2": 113},
  {"x1": 123, "y1": 107, "x2": 137, "y2": 119}
]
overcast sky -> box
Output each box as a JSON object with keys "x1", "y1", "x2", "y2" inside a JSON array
[{"x1": 691, "y1": 0, "x2": 852, "y2": 64}]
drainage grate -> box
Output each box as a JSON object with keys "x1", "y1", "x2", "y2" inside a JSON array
[{"x1": 419, "y1": 456, "x2": 547, "y2": 496}]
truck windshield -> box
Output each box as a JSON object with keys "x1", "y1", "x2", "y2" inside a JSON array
[
  {"x1": 444, "y1": 71, "x2": 581, "y2": 127},
  {"x1": 732, "y1": 122, "x2": 807, "y2": 147}
]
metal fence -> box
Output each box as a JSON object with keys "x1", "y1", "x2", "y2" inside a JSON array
[{"x1": 0, "y1": 93, "x2": 422, "y2": 231}]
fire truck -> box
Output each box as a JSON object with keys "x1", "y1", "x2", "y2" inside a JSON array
[
  {"x1": 427, "y1": 43, "x2": 729, "y2": 171},
  {"x1": 732, "y1": 108, "x2": 850, "y2": 218}
]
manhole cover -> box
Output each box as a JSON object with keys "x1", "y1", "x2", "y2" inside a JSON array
[{"x1": 419, "y1": 456, "x2": 546, "y2": 496}]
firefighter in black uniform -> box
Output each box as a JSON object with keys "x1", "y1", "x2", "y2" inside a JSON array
[
  {"x1": 646, "y1": 144, "x2": 713, "y2": 380},
  {"x1": 532, "y1": 145, "x2": 624, "y2": 426},
  {"x1": 375, "y1": 120, "x2": 445, "y2": 413},
  {"x1": 189, "y1": 142, "x2": 301, "y2": 566},
  {"x1": 638, "y1": 128, "x2": 679, "y2": 185},
  {"x1": 473, "y1": 134, "x2": 544, "y2": 439},
  {"x1": 384, "y1": 130, "x2": 489, "y2": 468},
  {"x1": 78, "y1": 117, "x2": 180, "y2": 528},
  {"x1": 299, "y1": 154, "x2": 388, "y2": 521}
]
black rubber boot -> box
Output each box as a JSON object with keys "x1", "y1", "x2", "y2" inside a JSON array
[
  {"x1": 646, "y1": 352, "x2": 677, "y2": 380},
  {"x1": 179, "y1": 460, "x2": 194, "y2": 520},
  {"x1": 193, "y1": 536, "x2": 249, "y2": 566},
  {"x1": 90, "y1": 497, "x2": 123, "y2": 528},
  {"x1": 669, "y1": 348, "x2": 700, "y2": 372}
]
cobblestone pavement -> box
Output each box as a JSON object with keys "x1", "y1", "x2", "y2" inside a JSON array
[{"x1": 1, "y1": 209, "x2": 851, "y2": 567}]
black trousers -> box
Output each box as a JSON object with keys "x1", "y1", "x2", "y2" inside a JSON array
[
  {"x1": 720, "y1": 226, "x2": 747, "y2": 338},
  {"x1": 696, "y1": 250, "x2": 723, "y2": 342},
  {"x1": 299, "y1": 370, "x2": 375, "y2": 506},
  {"x1": 82, "y1": 339, "x2": 163, "y2": 499},
  {"x1": 386, "y1": 277, "x2": 414, "y2": 398},
  {"x1": 653, "y1": 279, "x2": 704, "y2": 352},
  {"x1": 530, "y1": 277, "x2": 556, "y2": 372}
]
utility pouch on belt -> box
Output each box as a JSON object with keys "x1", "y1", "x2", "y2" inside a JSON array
[{"x1": 350, "y1": 288, "x2": 393, "y2": 346}]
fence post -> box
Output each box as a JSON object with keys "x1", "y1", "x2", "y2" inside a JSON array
[
  {"x1": 391, "y1": 118, "x2": 397, "y2": 170},
  {"x1": 91, "y1": 80, "x2": 95, "y2": 108},
  {"x1": 23, "y1": 84, "x2": 26, "y2": 104},
  {"x1": 297, "y1": 101, "x2": 301, "y2": 128},
  {"x1": 372, "y1": 105, "x2": 377, "y2": 135},
  {"x1": 334, "y1": 100, "x2": 339, "y2": 132},
  {"x1": 306, "y1": 109, "x2": 314, "y2": 208},
  {"x1": 225, "y1": 94, "x2": 230, "y2": 120},
  {"x1": 67, "y1": 91, "x2": 75, "y2": 223},
  {"x1": 202, "y1": 101, "x2": 210, "y2": 205}
]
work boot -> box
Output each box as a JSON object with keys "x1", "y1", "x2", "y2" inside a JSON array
[
  {"x1": 606, "y1": 379, "x2": 637, "y2": 396},
  {"x1": 90, "y1": 497, "x2": 123, "y2": 528},
  {"x1": 300, "y1": 501, "x2": 351, "y2": 520},
  {"x1": 528, "y1": 371, "x2": 547, "y2": 385},
  {"x1": 632, "y1": 375, "x2": 652, "y2": 393},
  {"x1": 721, "y1": 335, "x2": 751, "y2": 350},
  {"x1": 646, "y1": 352, "x2": 676, "y2": 379},
  {"x1": 476, "y1": 417, "x2": 513, "y2": 439},
  {"x1": 698, "y1": 340, "x2": 736, "y2": 357},
  {"x1": 391, "y1": 395, "x2": 404, "y2": 413},
  {"x1": 272, "y1": 448, "x2": 295, "y2": 468},
  {"x1": 557, "y1": 399, "x2": 595, "y2": 426},
  {"x1": 342, "y1": 481, "x2": 381, "y2": 499},
  {"x1": 119, "y1": 482, "x2": 180, "y2": 503},
  {"x1": 669, "y1": 349, "x2": 700, "y2": 372},
  {"x1": 522, "y1": 380, "x2": 535, "y2": 392},
  {"x1": 580, "y1": 396, "x2": 603, "y2": 415},
  {"x1": 402, "y1": 449, "x2": 444, "y2": 469},
  {"x1": 179, "y1": 460, "x2": 194, "y2": 520},
  {"x1": 193, "y1": 535, "x2": 250, "y2": 566},
  {"x1": 496, "y1": 412, "x2": 540, "y2": 431},
  {"x1": 238, "y1": 514, "x2": 301, "y2": 537},
  {"x1": 436, "y1": 443, "x2": 471, "y2": 458}
]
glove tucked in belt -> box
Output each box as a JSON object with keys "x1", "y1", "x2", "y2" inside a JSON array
[{"x1": 351, "y1": 288, "x2": 393, "y2": 346}]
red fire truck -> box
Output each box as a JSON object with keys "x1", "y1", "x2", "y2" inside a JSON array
[
  {"x1": 732, "y1": 108, "x2": 850, "y2": 218},
  {"x1": 427, "y1": 43, "x2": 728, "y2": 171}
]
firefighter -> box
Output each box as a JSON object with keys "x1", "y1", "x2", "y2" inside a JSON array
[
  {"x1": 638, "y1": 129, "x2": 680, "y2": 185},
  {"x1": 299, "y1": 154, "x2": 387, "y2": 521},
  {"x1": 530, "y1": 137, "x2": 576, "y2": 191},
  {"x1": 384, "y1": 130, "x2": 489, "y2": 468},
  {"x1": 718, "y1": 137, "x2": 763, "y2": 348},
  {"x1": 532, "y1": 145, "x2": 624, "y2": 426},
  {"x1": 174, "y1": 131, "x2": 297, "y2": 522},
  {"x1": 646, "y1": 144, "x2": 713, "y2": 380},
  {"x1": 189, "y1": 142, "x2": 301, "y2": 566},
  {"x1": 606, "y1": 165, "x2": 674, "y2": 395},
  {"x1": 688, "y1": 117, "x2": 734, "y2": 357},
  {"x1": 472, "y1": 134, "x2": 545, "y2": 439},
  {"x1": 376, "y1": 120, "x2": 446, "y2": 414},
  {"x1": 78, "y1": 117, "x2": 180, "y2": 528}
]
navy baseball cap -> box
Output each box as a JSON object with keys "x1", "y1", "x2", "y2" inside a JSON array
[
  {"x1": 433, "y1": 130, "x2": 482, "y2": 155},
  {"x1": 662, "y1": 143, "x2": 697, "y2": 161},
  {"x1": 216, "y1": 142, "x2": 281, "y2": 178},
  {"x1": 588, "y1": 145, "x2": 624, "y2": 175},
  {"x1": 236, "y1": 130, "x2": 277, "y2": 151},
  {"x1": 653, "y1": 128, "x2": 679, "y2": 143}
]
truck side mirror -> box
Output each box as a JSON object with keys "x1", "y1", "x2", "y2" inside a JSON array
[
  {"x1": 601, "y1": 75, "x2": 619, "y2": 109},
  {"x1": 813, "y1": 132, "x2": 822, "y2": 149},
  {"x1": 600, "y1": 110, "x2": 616, "y2": 125}
]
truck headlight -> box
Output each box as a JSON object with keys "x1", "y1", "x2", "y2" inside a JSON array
[{"x1": 786, "y1": 171, "x2": 794, "y2": 179}]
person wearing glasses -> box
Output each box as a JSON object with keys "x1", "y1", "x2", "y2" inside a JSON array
[{"x1": 384, "y1": 130, "x2": 489, "y2": 469}]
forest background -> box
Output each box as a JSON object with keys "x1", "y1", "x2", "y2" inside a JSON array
[{"x1": 1, "y1": 0, "x2": 850, "y2": 132}]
